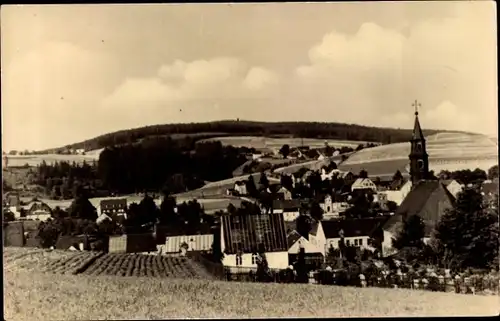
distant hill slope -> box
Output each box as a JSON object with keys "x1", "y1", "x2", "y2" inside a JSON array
[{"x1": 40, "y1": 120, "x2": 466, "y2": 153}]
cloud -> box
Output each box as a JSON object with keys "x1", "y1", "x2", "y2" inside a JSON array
[
  {"x1": 291, "y1": 5, "x2": 496, "y2": 135},
  {"x1": 100, "y1": 58, "x2": 281, "y2": 127}
]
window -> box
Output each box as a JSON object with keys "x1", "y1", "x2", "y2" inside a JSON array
[
  {"x1": 416, "y1": 142, "x2": 422, "y2": 152},
  {"x1": 236, "y1": 254, "x2": 243, "y2": 266},
  {"x1": 418, "y1": 160, "x2": 424, "y2": 170},
  {"x1": 359, "y1": 239, "x2": 363, "y2": 246},
  {"x1": 251, "y1": 254, "x2": 258, "y2": 265},
  {"x1": 354, "y1": 239, "x2": 359, "y2": 246},
  {"x1": 327, "y1": 206, "x2": 331, "y2": 212},
  {"x1": 346, "y1": 240, "x2": 350, "y2": 246}
]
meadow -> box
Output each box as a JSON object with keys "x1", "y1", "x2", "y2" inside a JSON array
[
  {"x1": 199, "y1": 136, "x2": 376, "y2": 152},
  {"x1": 340, "y1": 132, "x2": 498, "y2": 177},
  {"x1": 3, "y1": 153, "x2": 101, "y2": 168},
  {"x1": 5, "y1": 268, "x2": 498, "y2": 320}
]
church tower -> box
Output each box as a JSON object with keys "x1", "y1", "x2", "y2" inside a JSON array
[{"x1": 409, "y1": 100, "x2": 429, "y2": 184}]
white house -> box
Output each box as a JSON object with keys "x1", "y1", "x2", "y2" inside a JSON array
[
  {"x1": 351, "y1": 178, "x2": 378, "y2": 192},
  {"x1": 272, "y1": 199, "x2": 301, "y2": 222},
  {"x1": 252, "y1": 153, "x2": 263, "y2": 161},
  {"x1": 158, "y1": 234, "x2": 214, "y2": 255},
  {"x1": 319, "y1": 195, "x2": 350, "y2": 214},
  {"x1": 320, "y1": 168, "x2": 342, "y2": 181},
  {"x1": 220, "y1": 213, "x2": 289, "y2": 272},
  {"x1": 441, "y1": 179, "x2": 464, "y2": 199},
  {"x1": 309, "y1": 218, "x2": 383, "y2": 256},
  {"x1": 377, "y1": 180, "x2": 413, "y2": 206},
  {"x1": 287, "y1": 230, "x2": 324, "y2": 267},
  {"x1": 234, "y1": 181, "x2": 248, "y2": 196},
  {"x1": 276, "y1": 186, "x2": 293, "y2": 200}
]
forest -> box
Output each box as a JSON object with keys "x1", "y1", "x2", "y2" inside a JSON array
[
  {"x1": 33, "y1": 138, "x2": 251, "y2": 199},
  {"x1": 39, "y1": 120, "x2": 457, "y2": 153}
]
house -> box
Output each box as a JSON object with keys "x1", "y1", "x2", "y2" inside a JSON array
[
  {"x1": 157, "y1": 234, "x2": 214, "y2": 255},
  {"x1": 252, "y1": 153, "x2": 263, "y2": 161},
  {"x1": 309, "y1": 218, "x2": 385, "y2": 256},
  {"x1": 24, "y1": 200, "x2": 52, "y2": 221},
  {"x1": 108, "y1": 233, "x2": 157, "y2": 253},
  {"x1": 276, "y1": 186, "x2": 293, "y2": 200},
  {"x1": 441, "y1": 179, "x2": 464, "y2": 199},
  {"x1": 272, "y1": 199, "x2": 301, "y2": 221},
  {"x1": 319, "y1": 195, "x2": 350, "y2": 214},
  {"x1": 381, "y1": 180, "x2": 456, "y2": 257},
  {"x1": 4, "y1": 192, "x2": 22, "y2": 218},
  {"x1": 321, "y1": 168, "x2": 342, "y2": 181},
  {"x1": 377, "y1": 180, "x2": 413, "y2": 206},
  {"x1": 351, "y1": 178, "x2": 378, "y2": 192},
  {"x1": 287, "y1": 230, "x2": 323, "y2": 269},
  {"x1": 100, "y1": 199, "x2": 127, "y2": 218},
  {"x1": 220, "y1": 213, "x2": 289, "y2": 271},
  {"x1": 234, "y1": 181, "x2": 248, "y2": 196}
]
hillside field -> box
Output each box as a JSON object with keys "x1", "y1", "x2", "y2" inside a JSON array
[
  {"x1": 5, "y1": 268, "x2": 498, "y2": 319},
  {"x1": 3, "y1": 153, "x2": 100, "y2": 168},
  {"x1": 340, "y1": 132, "x2": 498, "y2": 178},
  {"x1": 199, "y1": 136, "x2": 377, "y2": 152}
]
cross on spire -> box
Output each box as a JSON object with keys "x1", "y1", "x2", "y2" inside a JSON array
[{"x1": 412, "y1": 99, "x2": 421, "y2": 116}]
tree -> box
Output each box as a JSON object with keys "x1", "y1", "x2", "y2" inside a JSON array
[
  {"x1": 67, "y1": 190, "x2": 97, "y2": 221},
  {"x1": 392, "y1": 214, "x2": 425, "y2": 250},
  {"x1": 245, "y1": 175, "x2": 258, "y2": 197},
  {"x1": 159, "y1": 194, "x2": 178, "y2": 226},
  {"x1": 392, "y1": 170, "x2": 404, "y2": 182},
  {"x1": 296, "y1": 214, "x2": 312, "y2": 239},
  {"x1": 281, "y1": 175, "x2": 294, "y2": 192},
  {"x1": 138, "y1": 193, "x2": 159, "y2": 226},
  {"x1": 259, "y1": 172, "x2": 269, "y2": 189},
  {"x1": 359, "y1": 170, "x2": 368, "y2": 179},
  {"x1": 487, "y1": 165, "x2": 499, "y2": 180},
  {"x1": 3, "y1": 209, "x2": 15, "y2": 222},
  {"x1": 310, "y1": 201, "x2": 323, "y2": 221},
  {"x1": 279, "y1": 144, "x2": 290, "y2": 159},
  {"x1": 434, "y1": 187, "x2": 499, "y2": 270},
  {"x1": 294, "y1": 247, "x2": 309, "y2": 283}
]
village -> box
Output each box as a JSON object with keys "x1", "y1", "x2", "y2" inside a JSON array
[{"x1": 3, "y1": 108, "x2": 499, "y2": 296}]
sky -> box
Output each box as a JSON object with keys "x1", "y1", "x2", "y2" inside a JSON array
[{"x1": 1, "y1": 2, "x2": 497, "y2": 151}]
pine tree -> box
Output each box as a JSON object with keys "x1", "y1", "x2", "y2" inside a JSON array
[
  {"x1": 392, "y1": 214, "x2": 425, "y2": 250},
  {"x1": 434, "y1": 187, "x2": 499, "y2": 270}
]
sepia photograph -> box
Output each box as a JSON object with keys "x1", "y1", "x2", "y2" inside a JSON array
[{"x1": 2, "y1": 1, "x2": 499, "y2": 319}]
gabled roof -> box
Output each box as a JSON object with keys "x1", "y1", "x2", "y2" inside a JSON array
[
  {"x1": 383, "y1": 180, "x2": 455, "y2": 236},
  {"x1": 287, "y1": 230, "x2": 303, "y2": 248},
  {"x1": 320, "y1": 217, "x2": 388, "y2": 239},
  {"x1": 221, "y1": 213, "x2": 288, "y2": 254},
  {"x1": 273, "y1": 199, "x2": 301, "y2": 210}
]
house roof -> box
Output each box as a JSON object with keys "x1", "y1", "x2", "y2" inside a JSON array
[
  {"x1": 162, "y1": 234, "x2": 214, "y2": 253},
  {"x1": 27, "y1": 201, "x2": 52, "y2": 213},
  {"x1": 221, "y1": 213, "x2": 288, "y2": 254},
  {"x1": 273, "y1": 199, "x2": 301, "y2": 211},
  {"x1": 383, "y1": 180, "x2": 456, "y2": 236},
  {"x1": 287, "y1": 230, "x2": 303, "y2": 248},
  {"x1": 100, "y1": 198, "x2": 127, "y2": 209},
  {"x1": 320, "y1": 217, "x2": 388, "y2": 239}
]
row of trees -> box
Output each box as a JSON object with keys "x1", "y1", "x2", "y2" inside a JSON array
[{"x1": 53, "y1": 120, "x2": 448, "y2": 152}]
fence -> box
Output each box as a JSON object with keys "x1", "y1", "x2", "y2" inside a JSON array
[{"x1": 207, "y1": 265, "x2": 499, "y2": 295}]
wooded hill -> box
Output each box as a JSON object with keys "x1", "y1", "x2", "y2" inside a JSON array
[{"x1": 41, "y1": 120, "x2": 465, "y2": 153}]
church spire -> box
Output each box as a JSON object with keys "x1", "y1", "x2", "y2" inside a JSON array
[
  {"x1": 412, "y1": 99, "x2": 424, "y2": 140},
  {"x1": 409, "y1": 99, "x2": 429, "y2": 184}
]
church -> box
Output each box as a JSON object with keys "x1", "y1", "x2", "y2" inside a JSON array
[{"x1": 381, "y1": 101, "x2": 456, "y2": 257}]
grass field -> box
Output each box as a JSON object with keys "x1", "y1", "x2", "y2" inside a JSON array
[
  {"x1": 3, "y1": 153, "x2": 101, "y2": 168},
  {"x1": 340, "y1": 132, "x2": 498, "y2": 177},
  {"x1": 5, "y1": 269, "x2": 498, "y2": 320},
  {"x1": 199, "y1": 136, "x2": 376, "y2": 152}
]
